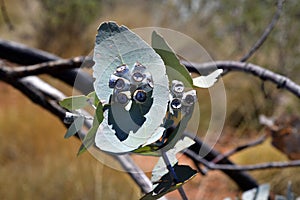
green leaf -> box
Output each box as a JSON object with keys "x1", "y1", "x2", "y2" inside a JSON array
[
  {"x1": 93, "y1": 22, "x2": 169, "y2": 153},
  {"x1": 192, "y1": 69, "x2": 223, "y2": 88},
  {"x1": 132, "y1": 145, "x2": 161, "y2": 156},
  {"x1": 87, "y1": 91, "x2": 100, "y2": 106},
  {"x1": 77, "y1": 103, "x2": 104, "y2": 156},
  {"x1": 151, "y1": 137, "x2": 195, "y2": 183},
  {"x1": 140, "y1": 164, "x2": 197, "y2": 200},
  {"x1": 59, "y1": 95, "x2": 89, "y2": 110},
  {"x1": 151, "y1": 31, "x2": 193, "y2": 87},
  {"x1": 242, "y1": 184, "x2": 270, "y2": 200},
  {"x1": 64, "y1": 116, "x2": 85, "y2": 138}
]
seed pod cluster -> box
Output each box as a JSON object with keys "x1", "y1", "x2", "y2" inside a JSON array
[
  {"x1": 108, "y1": 62, "x2": 154, "y2": 106},
  {"x1": 169, "y1": 80, "x2": 197, "y2": 114}
]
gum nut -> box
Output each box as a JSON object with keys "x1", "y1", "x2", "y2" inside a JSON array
[
  {"x1": 108, "y1": 75, "x2": 119, "y2": 88},
  {"x1": 172, "y1": 80, "x2": 185, "y2": 94},
  {"x1": 115, "y1": 78, "x2": 130, "y2": 90},
  {"x1": 182, "y1": 90, "x2": 197, "y2": 106},
  {"x1": 116, "y1": 92, "x2": 130, "y2": 104},
  {"x1": 133, "y1": 90, "x2": 147, "y2": 103},
  {"x1": 171, "y1": 98, "x2": 182, "y2": 109},
  {"x1": 133, "y1": 62, "x2": 147, "y2": 71},
  {"x1": 183, "y1": 94, "x2": 195, "y2": 105},
  {"x1": 132, "y1": 72, "x2": 145, "y2": 82},
  {"x1": 114, "y1": 65, "x2": 129, "y2": 76}
]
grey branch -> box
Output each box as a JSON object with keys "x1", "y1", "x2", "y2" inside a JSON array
[
  {"x1": 240, "y1": 0, "x2": 284, "y2": 62},
  {"x1": 0, "y1": 56, "x2": 93, "y2": 79},
  {"x1": 0, "y1": 42, "x2": 155, "y2": 196},
  {"x1": 0, "y1": 39, "x2": 259, "y2": 192},
  {"x1": 212, "y1": 134, "x2": 268, "y2": 163},
  {"x1": 183, "y1": 60, "x2": 300, "y2": 98},
  {"x1": 185, "y1": 149, "x2": 300, "y2": 171},
  {"x1": 2, "y1": 57, "x2": 300, "y2": 99}
]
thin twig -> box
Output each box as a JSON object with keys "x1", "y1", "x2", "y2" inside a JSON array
[
  {"x1": 161, "y1": 151, "x2": 188, "y2": 200},
  {"x1": 0, "y1": 39, "x2": 94, "y2": 94},
  {"x1": 240, "y1": 0, "x2": 284, "y2": 62},
  {"x1": 185, "y1": 149, "x2": 300, "y2": 171},
  {"x1": 0, "y1": 56, "x2": 92, "y2": 78},
  {"x1": 183, "y1": 60, "x2": 300, "y2": 98},
  {"x1": 183, "y1": 132, "x2": 258, "y2": 191},
  {"x1": 212, "y1": 134, "x2": 268, "y2": 163}
]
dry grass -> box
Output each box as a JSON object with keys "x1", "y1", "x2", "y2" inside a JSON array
[{"x1": 0, "y1": 82, "x2": 141, "y2": 200}]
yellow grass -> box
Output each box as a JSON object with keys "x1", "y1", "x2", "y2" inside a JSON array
[{"x1": 0, "y1": 82, "x2": 141, "y2": 200}]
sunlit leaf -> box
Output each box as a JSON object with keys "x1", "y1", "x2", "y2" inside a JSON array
[
  {"x1": 193, "y1": 69, "x2": 223, "y2": 88},
  {"x1": 133, "y1": 103, "x2": 193, "y2": 155},
  {"x1": 64, "y1": 116, "x2": 84, "y2": 138},
  {"x1": 140, "y1": 164, "x2": 197, "y2": 200},
  {"x1": 87, "y1": 91, "x2": 100, "y2": 106},
  {"x1": 242, "y1": 184, "x2": 270, "y2": 200},
  {"x1": 77, "y1": 103, "x2": 103, "y2": 156},
  {"x1": 151, "y1": 137, "x2": 195, "y2": 183},
  {"x1": 93, "y1": 22, "x2": 169, "y2": 153},
  {"x1": 151, "y1": 31, "x2": 193, "y2": 87},
  {"x1": 59, "y1": 95, "x2": 89, "y2": 110}
]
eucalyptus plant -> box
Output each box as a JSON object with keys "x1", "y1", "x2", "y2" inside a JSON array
[{"x1": 60, "y1": 21, "x2": 222, "y2": 199}]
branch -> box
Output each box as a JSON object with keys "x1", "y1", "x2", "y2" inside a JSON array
[
  {"x1": 185, "y1": 149, "x2": 300, "y2": 171},
  {"x1": 240, "y1": 0, "x2": 284, "y2": 62},
  {"x1": 0, "y1": 56, "x2": 93, "y2": 79},
  {"x1": 183, "y1": 60, "x2": 300, "y2": 98},
  {"x1": 212, "y1": 134, "x2": 268, "y2": 163},
  {"x1": 0, "y1": 39, "x2": 93, "y2": 94},
  {"x1": 184, "y1": 132, "x2": 258, "y2": 191},
  {"x1": 0, "y1": 41, "x2": 156, "y2": 196},
  {"x1": 0, "y1": 74, "x2": 156, "y2": 195},
  {"x1": 0, "y1": 39, "x2": 260, "y2": 191}
]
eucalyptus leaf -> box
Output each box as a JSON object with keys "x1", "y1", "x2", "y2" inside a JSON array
[
  {"x1": 59, "y1": 95, "x2": 90, "y2": 110},
  {"x1": 93, "y1": 22, "x2": 169, "y2": 153},
  {"x1": 242, "y1": 184, "x2": 270, "y2": 200},
  {"x1": 151, "y1": 137, "x2": 195, "y2": 183},
  {"x1": 87, "y1": 91, "x2": 100, "y2": 106},
  {"x1": 140, "y1": 164, "x2": 197, "y2": 200},
  {"x1": 64, "y1": 116, "x2": 84, "y2": 138},
  {"x1": 151, "y1": 31, "x2": 193, "y2": 87},
  {"x1": 193, "y1": 69, "x2": 223, "y2": 88},
  {"x1": 133, "y1": 103, "x2": 193, "y2": 155},
  {"x1": 77, "y1": 103, "x2": 103, "y2": 156}
]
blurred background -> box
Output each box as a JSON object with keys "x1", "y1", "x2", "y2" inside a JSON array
[{"x1": 1, "y1": 0, "x2": 300, "y2": 199}]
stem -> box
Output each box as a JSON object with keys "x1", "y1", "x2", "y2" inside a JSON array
[{"x1": 161, "y1": 150, "x2": 188, "y2": 200}]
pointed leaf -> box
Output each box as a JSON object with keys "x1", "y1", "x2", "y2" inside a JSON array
[
  {"x1": 151, "y1": 31, "x2": 193, "y2": 87},
  {"x1": 64, "y1": 116, "x2": 85, "y2": 138},
  {"x1": 151, "y1": 137, "x2": 195, "y2": 183},
  {"x1": 140, "y1": 164, "x2": 197, "y2": 200},
  {"x1": 77, "y1": 103, "x2": 103, "y2": 156},
  {"x1": 242, "y1": 184, "x2": 270, "y2": 200},
  {"x1": 59, "y1": 95, "x2": 89, "y2": 110},
  {"x1": 87, "y1": 91, "x2": 100, "y2": 106},
  {"x1": 193, "y1": 69, "x2": 223, "y2": 88}
]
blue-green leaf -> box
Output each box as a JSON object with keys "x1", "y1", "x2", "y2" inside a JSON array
[
  {"x1": 93, "y1": 22, "x2": 169, "y2": 153},
  {"x1": 242, "y1": 184, "x2": 270, "y2": 200},
  {"x1": 151, "y1": 31, "x2": 193, "y2": 87},
  {"x1": 151, "y1": 137, "x2": 195, "y2": 183},
  {"x1": 87, "y1": 91, "x2": 100, "y2": 106},
  {"x1": 77, "y1": 103, "x2": 103, "y2": 156},
  {"x1": 193, "y1": 69, "x2": 223, "y2": 88},
  {"x1": 59, "y1": 95, "x2": 90, "y2": 110},
  {"x1": 64, "y1": 116, "x2": 85, "y2": 138},
  {"x1": 140, "y1": 164, "x2": 197, "y2": 200}
]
